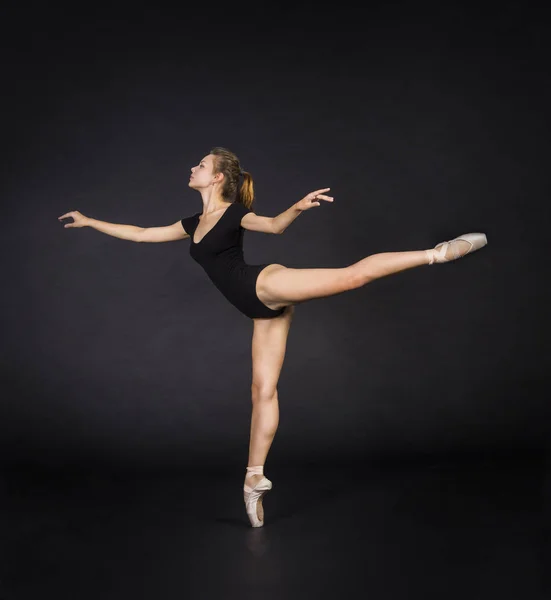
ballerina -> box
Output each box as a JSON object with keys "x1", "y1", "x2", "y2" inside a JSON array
[{"x1": 59, "y1": 146, "x2": 487, "y2": 527}]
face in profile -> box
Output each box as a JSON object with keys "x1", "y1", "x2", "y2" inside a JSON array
[{"x1": 189, "y1": 154, "x2": 216, "y2": 190}]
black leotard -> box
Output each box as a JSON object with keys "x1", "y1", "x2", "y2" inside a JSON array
[{"x1": 180, "y1": 202, "x2": 286, "y2": 319}]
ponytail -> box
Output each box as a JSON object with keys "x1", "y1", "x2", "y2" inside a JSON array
[{"x1": 238, "y1": 171, "x2": 254, "y2": 209}]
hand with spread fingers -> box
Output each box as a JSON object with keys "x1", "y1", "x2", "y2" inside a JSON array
[
  {"x1": 295, "y1": 188, "x2": 334, "y2": 211},
  {"x1": 58, "y1": 211, "x2": 90, "y2": 228}
]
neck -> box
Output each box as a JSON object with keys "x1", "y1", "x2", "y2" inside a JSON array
[{"x1": 199, "y1": 187, "x2": 229, "y2": 214}]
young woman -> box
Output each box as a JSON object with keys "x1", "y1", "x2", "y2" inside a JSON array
[{"x1": 59, "y1": 146, "x2": 487, "y2": 527}]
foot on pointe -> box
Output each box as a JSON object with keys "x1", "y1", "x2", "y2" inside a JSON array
[{"x1": 426, "y1": 232, "x2": 488, "y2": 264}]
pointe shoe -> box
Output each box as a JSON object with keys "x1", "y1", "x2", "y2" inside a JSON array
[
  {"x1": 426, "y1": 232, "x2": 488, "y2": 265},
  {"x1": 244, "y1": 466, "x2": 272, "y2": 528}
]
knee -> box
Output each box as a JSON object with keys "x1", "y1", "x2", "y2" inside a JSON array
[{"x1": 251, "y1": 383, "x2": 278, "y2": 403}]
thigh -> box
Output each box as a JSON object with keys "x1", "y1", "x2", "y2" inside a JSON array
[
  {"x1": 251, "y1": 305, "x2": 295, "y2": 392},
  {"x1": 256, "y1": 263, "x2": 357, "y2": 306}
]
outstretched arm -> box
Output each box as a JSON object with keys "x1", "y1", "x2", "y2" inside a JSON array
[
  {"x1": 272, "y1": 188, "x2": 333, "y2": 234},
  {"x1": 240, "y1": 188, "x2": 333, "y2": 235},
  {"x1": 58, "y1": 211, "x2": 189, "y2": 242}
]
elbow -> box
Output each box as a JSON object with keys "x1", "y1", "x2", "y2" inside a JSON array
[{"x1": 271, "y1": 220, "x2": 283, "y2": 235}]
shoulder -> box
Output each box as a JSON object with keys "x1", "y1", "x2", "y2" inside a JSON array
[
  {"x1": 231, "y1": 202, "x2": 252, "y2": 225},
  {"x1": 180, "y1": 212, "x2": 200, "y2": 233},
  {"x1": 231, "y1": 202, "x2": 252, "y2": 215}
]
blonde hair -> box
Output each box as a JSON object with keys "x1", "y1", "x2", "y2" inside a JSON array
[{"x1": 210, "y1": 147, "x2": 254, "y2": 209}]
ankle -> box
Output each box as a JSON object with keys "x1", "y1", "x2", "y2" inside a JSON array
[{"x1": 246, "y1": 465, "x2": 264, "y2": 477}]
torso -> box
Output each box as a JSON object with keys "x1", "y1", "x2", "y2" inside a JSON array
[
  {"x1": 193, "y1": 203, "x2": 233, "y2": 245},
  {"x1": 180, "y1": 201, "x2": 286, "y2": 318}
]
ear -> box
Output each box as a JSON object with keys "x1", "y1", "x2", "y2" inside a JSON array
[{"x1": 213, "y1": 172, "x2": 224, "y2": 185}]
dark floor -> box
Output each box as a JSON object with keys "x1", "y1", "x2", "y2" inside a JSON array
[{"x1": 0, "y1": 452, "x2": 549, "y2": 599}]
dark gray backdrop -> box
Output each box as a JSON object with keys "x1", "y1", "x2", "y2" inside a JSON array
[{"x1": 2, "y1": 2, "x2": 549, "y2": 469}]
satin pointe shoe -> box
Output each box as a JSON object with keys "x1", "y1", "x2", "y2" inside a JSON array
[
  {"x1": 243, "y1": 465, "x2": 272, "y2": 528},
  {"x1": 426, "y1": 232, "x2": 488, "y2": 265}
]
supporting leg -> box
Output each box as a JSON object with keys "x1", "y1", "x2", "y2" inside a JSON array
[
  {"x1": 247, "y1": 388, "x2": 279, "y2": 473},
  {"x1": 243, "y1": 306, "x2": 294, "y2": 526}
]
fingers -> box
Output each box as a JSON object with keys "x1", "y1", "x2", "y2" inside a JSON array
[
  {"x1": 59, "y1": 212, "x2": 80, "y2": 228},
  {"x1": 309, "y1": 188, "x2": 333, "y2": 202},
  {"x1": 298, "y1": 188, "x2": 334, "y2": 211}
]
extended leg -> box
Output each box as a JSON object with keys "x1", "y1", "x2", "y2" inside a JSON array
[{"x1": 256, "y1": 233, "x2": 487, "y2": 308}]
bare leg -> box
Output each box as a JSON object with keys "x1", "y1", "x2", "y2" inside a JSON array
[
  {"x1": 257, "y1": 240, "x2": 474, "y2": 308},
  {"x1": 244, "y1": 307, "x2": 294, "y2": 523},
  {"x1": 353, "y1": 249, "x2": 431, "y2": 283},
  {"x1": 247, "y1": 389, "x2": 279, "y2": 486}
]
